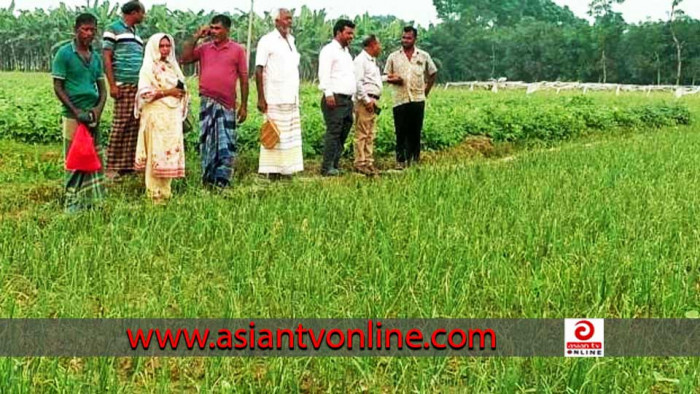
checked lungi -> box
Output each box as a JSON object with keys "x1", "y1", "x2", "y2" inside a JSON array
[
  {"x1": 106, "y1": 84, "x2": 140, "y2": 172},
  {"x1": 63, "y1": 118, "x2": 105, "y2": 213},
  {"x1": 200, "y1": 96, "x2": 237, "y2": 188}
]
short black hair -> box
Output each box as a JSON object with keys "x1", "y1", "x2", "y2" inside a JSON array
[
  {"x1": 333, "y1": 19, "x2": 355, "y2": 36},
  {"x1": 211, "y1": 14, "x2": 232, "y2": 29},
  {"x1": 362, "y1": 35, "x2": 378, "y2": 48},
  {"x1": 403, "y1": 26, "x2": 418, "y2": 38},
  {"x1": 75, "y1": 13, "x2": 97, "y2": 30},
  {"x1": 121, "y1": 1, "x2": 144, "y2": 15}
]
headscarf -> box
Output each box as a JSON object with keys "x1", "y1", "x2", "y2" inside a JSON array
[{"x1": 134, "y1": 33, "x2": 188, "y2": 118}]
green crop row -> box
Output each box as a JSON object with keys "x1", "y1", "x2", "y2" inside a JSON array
[{"x1": 0, "y1": 73, "x2": 692, "y2": 153}]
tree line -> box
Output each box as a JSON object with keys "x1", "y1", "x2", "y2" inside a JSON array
[{"x1": 0, "y1": 0, "x2": 698, "y2": 85}]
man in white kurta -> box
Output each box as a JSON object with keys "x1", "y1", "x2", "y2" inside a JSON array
[{"x1": 255, "y1": 8, "x2": 304, "y2": 178}]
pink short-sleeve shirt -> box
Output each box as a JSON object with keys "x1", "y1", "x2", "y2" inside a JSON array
[{"x1": 193, "y1": 40, "x2": 248, "y2": 109}]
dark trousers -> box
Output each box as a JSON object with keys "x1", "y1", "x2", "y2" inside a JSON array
[
  {"x1": 393, "y1": 101, "x2": 426, "y2": 164},
  {"x1": 321, "y1": 94, "x2": 354, "y2": 173}
]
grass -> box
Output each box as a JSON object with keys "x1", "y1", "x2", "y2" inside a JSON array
[{"x1": 0, "y1": 87, "x2": 699, "y2": 391}]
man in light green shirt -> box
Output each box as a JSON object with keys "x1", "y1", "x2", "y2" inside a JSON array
[{"x1": 384, "y1": 26, "x2": 438, "y2": 169}]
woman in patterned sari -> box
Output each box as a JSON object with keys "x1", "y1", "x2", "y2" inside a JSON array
[{"x1": 134, "y1": 33, "x2": 188, "y2": 203}]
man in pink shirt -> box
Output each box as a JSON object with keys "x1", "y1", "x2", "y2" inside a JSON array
[{"x1": 182, "y1": 15, "x2": 249, "y2": 189}]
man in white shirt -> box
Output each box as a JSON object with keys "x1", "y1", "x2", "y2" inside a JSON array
[
  {"x1": 318, "y1": 19, "x2": 356, "y2": 177},
  {"x1": 353, "y1": 35, "x2": 383, "y2": 176},
  {"x1": 255, "y1": 8, "x2": 304, "y2": 179}
]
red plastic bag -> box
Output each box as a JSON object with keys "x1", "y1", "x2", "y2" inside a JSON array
[{"x1": 65, "y1": 123, "x2": 102, "y2": 172}]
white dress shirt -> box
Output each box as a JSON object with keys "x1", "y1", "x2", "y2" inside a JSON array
[
  {"x1": 255, "y1": 29, "x2": 301, "y2": 105},
  {"x1": 354, "y1": 50, "x2": 383, "y2": 104},
  {"x1": 318, "y1": 39, "x2": 356, "y2": 97}
]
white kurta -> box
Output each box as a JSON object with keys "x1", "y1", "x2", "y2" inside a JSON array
[{"x1": 256, "y1": 30, "x2": 304, "y2": 175}]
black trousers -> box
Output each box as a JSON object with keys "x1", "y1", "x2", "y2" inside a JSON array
[
  {"x1": 393, "y1": 101, "x2": 426, "y2": 164},
  {"x1": 321, "y1": 94, "x2": 354, "y2": 173}
]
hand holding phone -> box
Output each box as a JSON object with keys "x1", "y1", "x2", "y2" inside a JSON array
[{"x1": 196, "y1": 26, "x2": 210, "y2": 40}]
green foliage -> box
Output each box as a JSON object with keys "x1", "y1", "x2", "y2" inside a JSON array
[
  {"x1": 433, "y1": 0, "x2": 581, "y2": 27},
  {"x1": 2, "y1": 1, "x2": 700, "y2": 84},
  {"x1": 0, "y1": 1, "x2": 414, "y2": 81},
  {"x1": 0, "y1": 73, "x2": 692, "y2": 154}
]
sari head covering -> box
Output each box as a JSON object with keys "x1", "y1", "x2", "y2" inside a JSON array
[{"x1": 134, "y1": 33, "x2": 188, "y2": 118}]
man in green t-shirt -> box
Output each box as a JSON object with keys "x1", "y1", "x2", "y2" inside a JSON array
[{"x1": 51, "y1": 13, "x2": 107, "y2": 213}]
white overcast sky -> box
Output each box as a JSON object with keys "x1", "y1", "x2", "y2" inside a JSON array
[{"x1": 4, "y1": 0, "x2": 700, "y2": 26}]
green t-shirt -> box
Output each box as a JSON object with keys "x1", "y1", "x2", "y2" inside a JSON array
[
  {"x1": 51, "y1": 41, "x2": 104, "y2": 118},
  {"x1": 102, "y1": 19, "x2": 144, "y2": 85}
]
